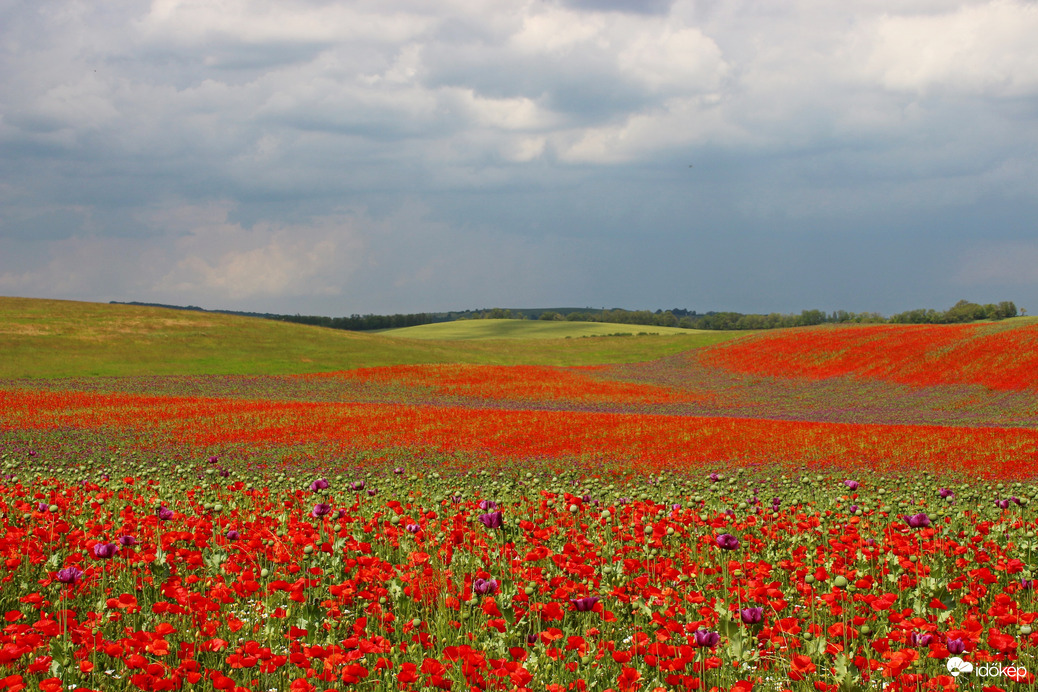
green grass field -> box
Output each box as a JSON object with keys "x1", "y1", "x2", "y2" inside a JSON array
[
  {"x1": 0, "y1": 297, "x2": 746, "y2": 378},
  {"x1": 378, "y1": 318, "x2": 696, "y2": 339}
]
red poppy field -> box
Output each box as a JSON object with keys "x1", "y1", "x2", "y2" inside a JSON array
[{"x1": 2, "y1": 319, "x2": 1038, "y2": 692}]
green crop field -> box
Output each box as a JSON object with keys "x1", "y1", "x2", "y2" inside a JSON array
[
  {"x1": 378, "y1": 318, "x2": 696, "y2": 340},
  {"x1": 0, "y1": 297, "x2": 745, "y2": 378}
]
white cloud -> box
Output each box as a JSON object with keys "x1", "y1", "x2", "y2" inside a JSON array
[
  {"x1": 617, "y1": 26, "x2": 727, "y2": 93},
  {"x1": 149, "y1": 203, "x2": 363, "y2": 300},
  {"x1": 137, "y1": 0, "x2": 434, "y2": 47},
  {"x1": 859, "y1": 1, "x2": 1038, "y2": 96},
  {"x1": 510, "y1": 7, "x2": 607, "y2": 55}
]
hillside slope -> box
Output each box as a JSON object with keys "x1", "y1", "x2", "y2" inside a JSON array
[
  {"x1": 0, "y1": 297, "x2": 735, "y2": 377},
  {"x1": 379, "y1": 318, "x2": 702, "y2": 339},
  {"x1": 699, "y1": 319, "x2": 1038, "y2": 390}
]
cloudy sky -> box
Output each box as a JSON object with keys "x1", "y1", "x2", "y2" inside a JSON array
[{"x1": 2, "y1": 0, "x2": 1037, "y2": 316}]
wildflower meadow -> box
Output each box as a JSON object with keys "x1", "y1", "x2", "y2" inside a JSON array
[{"x1": 2, "y1": 316, "x2": 1038, "y2": 692}]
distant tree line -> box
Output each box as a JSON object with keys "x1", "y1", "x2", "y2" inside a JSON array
[
  {"x1": 113, "y1": 299, "x2": 1018, "y2": 333},
  {"x1": 532, "y1": 300, "x2": 1017, "y2": 331}
]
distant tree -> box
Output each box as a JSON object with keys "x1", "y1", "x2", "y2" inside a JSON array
[{"x1": 945, "y1": 300, "x2": 985, "y2": 323}]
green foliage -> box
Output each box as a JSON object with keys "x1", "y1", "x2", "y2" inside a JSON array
[{"x1": 890, "y1": 300, "x2": 1018, "y2": 324}]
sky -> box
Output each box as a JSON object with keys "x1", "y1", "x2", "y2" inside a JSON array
[{"x1": 1, "y1": 0, "x2": 1037, "y2": 316}]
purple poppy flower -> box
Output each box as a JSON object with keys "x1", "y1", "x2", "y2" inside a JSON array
[
  {"x1": 405, "y1": 523, "x2": 420, "y2": 534},
  {"x1": 394, "y1": 467, "x2": 404, "y2": 475},
  {"x1": 219, "y1": 469, "x2": 229, "y2": 478},
  {"x1": 478, "y1": 511, "x2": 504, "y2": 529},
  {"x1": 309, "y1": 478, "x2": 330, "y2": 492},
  {"x1": 715, "y1": 533, "x2": 740, "y2": 550},
  {"x1": 693, "y1": 630, "x2": 720, "y2": 648},
  {"x1": 479, "y1": 500, "x2": 498, "y2": 511},
  {"x1": 947, "y1": 638, "x2": 966, "y2": 654},
  {"x1": 939, "y1": 488, "x2": 954, "y2": 499},
  {"x1": 366, "y1": 488, "x2": 377, "y2": 497},
  {"x1": 93, "y1": 542, "x2": 119, "y2": 559},
  {"x1": 118, "y1": 535, "x2": 137, "y2": 547},
  {"x1": 1011, "y1": 496, "x2": 1022, "y2": 505},
  {"x1": 709, "y1": 473, "x2": 720, "y2": 482},
  {"x1": 844, "y1": 480, "x2": 860, "y2": 491},
  {"x1": 904, "y1": 513, "x2": 930, "y2": 529},
  {"x1": 996, "y1": 499, "x2": 1010, "y2": 510},
  {"x1": 312, "y1": 503, "x2": 332, "y2": 518},
  {"x1": 472, "y1": 578, "x2": 499, "y2": 595},
  {"x1": 570, "y1": 596, "x2": 600, "y2": 612},
  {"x1": 156, "y1": 505, "x2": 174, "y2": 521},
  {"x1": 1020, "y1": 578, "x2": 1034, "y2": 590},
  {"x1": 56, "y1": 566, "x2": 83, "y2": 585},
  {"x1": 226, "y1": 529, "x2": 241, "y2": 540},
  {"x1": 740, "y1": 607, "x2": 764, "y2": 624},
  {"x1": 849, "y1": 505, "x2": 859, "y2": 514},
  {"x1": 350, "y1": 480, "x2": 365, "y2": 491},
  {"x1": 526, "y1": 632, "x2": 538, "y2": 646},
  {"x1": 208, "y1": 456, "x2": 219, "y2": 464},
  {"x1": 909, "y1": 632, "x2": 933, "y2": 647},
  {"x1": 37, "y1": 502, "x2": 49, "y2": 513}
]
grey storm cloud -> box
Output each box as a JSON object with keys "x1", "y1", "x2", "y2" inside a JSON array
[{"x1": 1, "y1": 0, "x2": 1037, "y2": 315}]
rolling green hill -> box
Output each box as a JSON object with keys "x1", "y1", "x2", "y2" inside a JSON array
[
  {"x1": 377, "y1": 319, "x2": 697, "y2": 340},
  {"x1": 0, "y1": 297, "x2": 743, "y2": 378}
]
